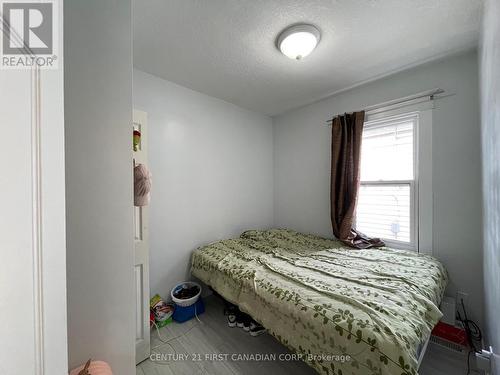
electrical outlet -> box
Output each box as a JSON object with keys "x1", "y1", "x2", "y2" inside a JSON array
[
  {"x1": 475, "y1": 348, "x2": 492, "y2": 373},
  {"x1": 456, "y1": 291, "x2": 468, "y2": 306}
]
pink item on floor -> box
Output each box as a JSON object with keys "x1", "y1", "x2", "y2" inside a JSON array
[{"x1": 69, "y1": 360, "x2": 112, "y2": 375}]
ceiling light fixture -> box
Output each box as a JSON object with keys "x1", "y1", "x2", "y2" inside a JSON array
[{"x1": 277, "y1": 24, "x2": 321, "y2": 60}]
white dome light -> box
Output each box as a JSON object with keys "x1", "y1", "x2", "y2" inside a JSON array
[{"x1": 277, "y1": 24, "x2": 321, "y2": 60}]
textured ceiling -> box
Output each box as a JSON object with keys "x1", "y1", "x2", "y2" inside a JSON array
[{"x1": 133, "y1": 0, "x2": 483, "y2": 116}]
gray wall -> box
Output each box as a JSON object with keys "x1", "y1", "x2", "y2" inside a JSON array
[
  {"x1": 65, "y1": 1, "x2": 135, "y2": 374},
  {"x1": 480, "y1": 0, "x2": 500, "y2": 370},
  {"x1": 273, "y1": 51, "x2": 484, "y2": 328},
  {"x1": 133, "y1": 70, "x2": 274, "y2": 300}
]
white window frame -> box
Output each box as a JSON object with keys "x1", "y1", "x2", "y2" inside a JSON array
[
  {"x1": 359, "y1": 114, "x2": 418, "y2": 250},
  {"x1": 357, "y1": 99, "x2": 434, "y2": 253}
]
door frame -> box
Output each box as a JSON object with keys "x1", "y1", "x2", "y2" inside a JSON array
[{"x1": 133, "y1": 109, "x2": 151, "y2": 364}]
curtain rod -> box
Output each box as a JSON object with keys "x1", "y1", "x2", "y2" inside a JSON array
[{"x1": 325, "y1": 88, "x2": 444, "y2": 125}]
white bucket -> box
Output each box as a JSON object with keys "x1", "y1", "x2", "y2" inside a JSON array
[{"x1": 171, "y1": 281, "x2": 201, "y2": 307}]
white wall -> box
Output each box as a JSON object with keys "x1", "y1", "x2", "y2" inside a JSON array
[
  {"x1": 274, "y1": 51, "x2": 484, "y2": 328},
  {"x1": 65, "y1": 1, "x2": 135, "y2": 374},
  {"x1": 133, "y1": 69, "x2": 274, "y2": 299},
  {"x1": 480, "y1": 0, "x2": 500, "y2": 369}
]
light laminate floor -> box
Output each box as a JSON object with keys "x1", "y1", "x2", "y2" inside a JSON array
[{"x1": 137, "y1": 296, "x2": 476, "y2": 375}]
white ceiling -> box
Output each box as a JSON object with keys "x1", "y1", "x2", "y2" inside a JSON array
[{"x1": 133, "y1": 0, "x2": 483, "y2": 116}]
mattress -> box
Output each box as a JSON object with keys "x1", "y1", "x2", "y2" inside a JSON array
[{"x1": 191, "y1": 229, "x2": 447, "y2": 375}]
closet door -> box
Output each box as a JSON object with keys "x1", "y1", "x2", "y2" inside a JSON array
[
  {"x1": 0, "y1": 62, "x2": 67, "y2": 374},
  {"x1": 133, "y1": 110, "x2": 151, "y2": 364}
]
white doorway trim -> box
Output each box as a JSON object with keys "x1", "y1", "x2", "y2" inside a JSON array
[{"x1": 31, "y1": 63, "x2": 45, "y2": 375}]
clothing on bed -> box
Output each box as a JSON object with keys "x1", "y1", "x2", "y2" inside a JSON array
[{"x1": 191, "y1": 229, "x2": 447, "y2": 375}]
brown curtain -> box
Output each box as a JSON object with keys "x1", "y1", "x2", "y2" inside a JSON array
[{"x1": 330, "y1": 111, "x2": 384, "y2": 249}]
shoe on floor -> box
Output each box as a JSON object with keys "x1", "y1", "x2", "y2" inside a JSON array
[
  {"x1": 237, "y1": 312, "x2": 253, "y2": 330},
  {"x1": 227, "y1": 312, "x2": 237, "y2": 327},
  {"x1": 236, "y1": 312, "x2": 248, "y2": 328},
  {"x1": 225, "y1": 305, "x2": 238, "y2": 328},
  {"x1": 249, "y1": 320, "x2": 265, "y2": 336},
  {"x1": 243, "y1": 317, "x2": 251, "y2": 332}
]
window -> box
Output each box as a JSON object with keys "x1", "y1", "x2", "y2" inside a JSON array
[{"x1": 356, "y1": 113, "x2": 418, "y2": 249}]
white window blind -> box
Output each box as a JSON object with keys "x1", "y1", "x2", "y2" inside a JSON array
[{"x1": 356, "y1": 114, "x2": 418, "y2": 249}]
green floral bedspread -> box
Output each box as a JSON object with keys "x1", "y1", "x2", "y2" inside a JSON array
[{"x1": 191, "y1": 229, "x2": 447, "y2": 375}]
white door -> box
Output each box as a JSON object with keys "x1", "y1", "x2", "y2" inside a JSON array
[
  {"x1": 133, "y1": 109, "x2": 151, "y2": 364},
  {"x1": 0, "y1": 52, "x2": 68, "y2": 375},
  {"x1": 0, "y1": 1, "x2": 67, "y2": 372}
]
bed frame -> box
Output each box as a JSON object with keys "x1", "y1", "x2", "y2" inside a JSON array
[{"x1": 417, "y1": 336, "x2": 431, "y2": 369}]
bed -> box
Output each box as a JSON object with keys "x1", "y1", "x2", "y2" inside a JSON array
[{"x1": 191, "y1": 229, "x2": 447, "y2": 375}]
